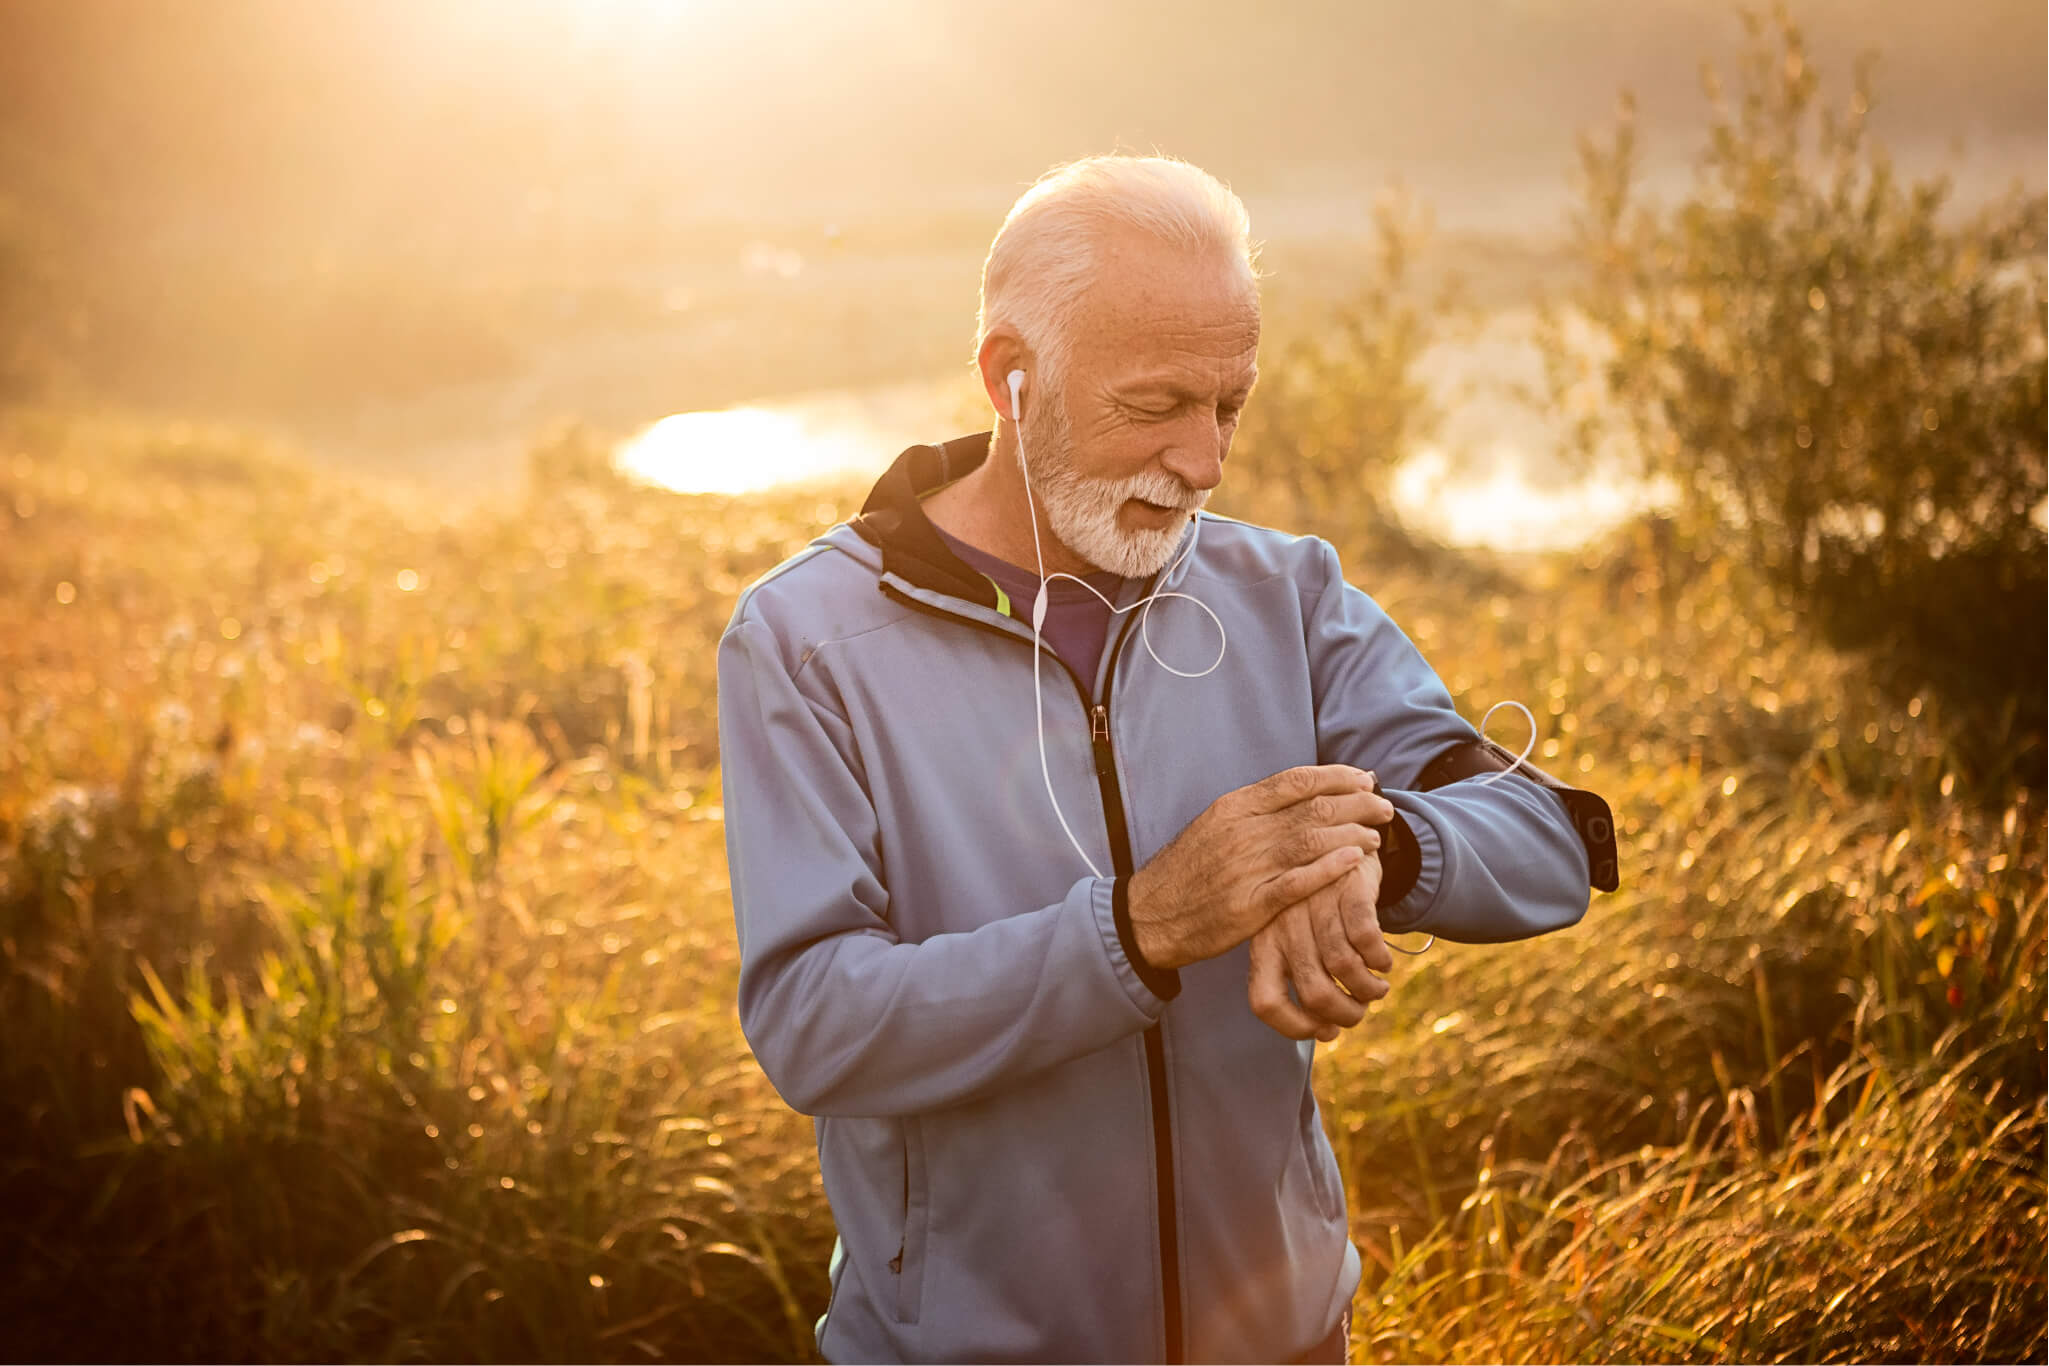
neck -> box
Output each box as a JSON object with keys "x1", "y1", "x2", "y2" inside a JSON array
[{"x1": 926, "y1": 422, "x2": 1099, "y2": 579}]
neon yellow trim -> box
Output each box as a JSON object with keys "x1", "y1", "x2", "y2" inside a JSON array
[{"x1": 982, "y1": 575, "x2": 1012, "y2": 618}]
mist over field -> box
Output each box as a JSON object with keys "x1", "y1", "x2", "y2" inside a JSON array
[
  {"x1": 1, "y1": 3, "x2": 2043, "y2": 1362},
  {"x1": 1, "y1": 0, "x2": 2042, "y2": 473}
]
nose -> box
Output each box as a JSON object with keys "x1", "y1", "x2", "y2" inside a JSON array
[{"x1": 1159, "y1": 415, "x2": 1226, "y2": 492}]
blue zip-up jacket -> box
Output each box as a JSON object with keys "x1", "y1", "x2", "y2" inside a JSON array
[{"x1": 717, "y1": 434, "x2": 1618, "y2": 1363}]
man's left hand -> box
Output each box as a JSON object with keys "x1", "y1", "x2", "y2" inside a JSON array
[{"x1": 1246, "y1": 858, "x2": 1393, "y2": 1041}]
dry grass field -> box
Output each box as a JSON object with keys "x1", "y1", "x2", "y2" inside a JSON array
[{"x1": 1, "y1": 410, "x2": 2040, "y2": 1362}]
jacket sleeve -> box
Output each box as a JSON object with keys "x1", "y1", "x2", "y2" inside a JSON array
[
  {"x1": 717, "y1": 613, "x2": 1167, "y2": 1119},
  {"x1": 1304, "y1": 540, "x2": 1593, "y2": 942}
]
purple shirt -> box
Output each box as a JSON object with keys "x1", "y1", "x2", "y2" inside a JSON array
[{"x1": 933, "y1": 524, "x2": 1127, "y2": 690}]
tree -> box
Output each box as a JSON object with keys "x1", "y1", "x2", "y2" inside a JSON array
[{"x1": 1549, "y1": 5, "x2": 2047, "y2": 779}]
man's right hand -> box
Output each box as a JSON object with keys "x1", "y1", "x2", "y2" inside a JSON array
[{"x1": 1125, "y1": 765, "x2": 1395, "y2": 972}]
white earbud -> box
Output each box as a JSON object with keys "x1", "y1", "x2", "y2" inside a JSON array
[{"x1": 1007, "y1": 367, "x2": 1025, "y2": 421}]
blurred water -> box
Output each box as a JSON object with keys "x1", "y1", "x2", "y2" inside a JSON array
[
  {"x1": 618, "y1": 376, "x2": 984, "y2": 496},
  {"x1": 616, "y1": 315, "x2": 1664, "y2": 551}
]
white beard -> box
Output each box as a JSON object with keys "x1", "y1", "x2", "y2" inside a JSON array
[{"x1": 1024, "y1": 397, "x2": 1208, "y2": 578}]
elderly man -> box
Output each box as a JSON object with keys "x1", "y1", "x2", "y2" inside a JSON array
[{"x1": 718, "y1": 155, "x2": 1616, "y2": 1364}]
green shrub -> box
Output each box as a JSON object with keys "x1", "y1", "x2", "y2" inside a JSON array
[{"x1": 1546, "y1": 5, "x2": 2047, "y2": 782}]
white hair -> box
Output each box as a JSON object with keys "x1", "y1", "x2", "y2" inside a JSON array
[{"x1": 975, "y1": 154, "x2": 1261, "y2": 391}]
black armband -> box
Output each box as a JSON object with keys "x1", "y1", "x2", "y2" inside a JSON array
[{"x1": 1415, "y1": 739, "x2": 1620, "y2": 892}]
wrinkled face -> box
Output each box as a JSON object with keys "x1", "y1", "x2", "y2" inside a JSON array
[{"x1": 1023, "y1": 229, "x2": 1261, "y2": 578}]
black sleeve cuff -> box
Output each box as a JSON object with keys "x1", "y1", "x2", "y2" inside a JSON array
[
  {"x1": 1111, "y1": 876, "x2": 1182, "y2": 1001},
  {"x1": 1377, "y1": 809, "x2": 1423, "y2": 926}
]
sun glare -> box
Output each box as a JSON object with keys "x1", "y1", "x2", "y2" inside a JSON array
[
  {"x1": 618, "y1": 408, "x2": 871, "y2": 496},
  {"x1": 1390, "y1": 445, "x2": 1673, "y2": 552},
  {"x1": 616, "y1": 378, "x2": 983, "y2": 497}
]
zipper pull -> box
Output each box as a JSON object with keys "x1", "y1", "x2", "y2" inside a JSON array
[{"x1": 1090, "y1": 704, "x2": 1114, "y2": 776}]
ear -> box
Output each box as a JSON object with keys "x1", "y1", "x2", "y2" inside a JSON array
[{"x1": 975, "y1": 329, "x2": 1033, "y2": 423}]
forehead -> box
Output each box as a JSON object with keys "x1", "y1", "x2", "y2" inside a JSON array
[{"x1": 1063, "y1": 228, "x2": 1261, "y2": 389}]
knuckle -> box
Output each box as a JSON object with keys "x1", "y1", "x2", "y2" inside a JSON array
[
  {"x1": 1279, "y1": 829, "x2": 1321, "y2": 868},
  {"x1": 1351, "y1": 924, "x2": 1389, "y2": 959},
  {"x1": 1298, "y1": 976, "x2": 1343, "y2": 1012},
  {"x1": 1304, "y1": 794, "x2": 1336, "y2": 826},
  {"x1": 1274, "y1": 863, "x2": 1319, "y2": 905}
]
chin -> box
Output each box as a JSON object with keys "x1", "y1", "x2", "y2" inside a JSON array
[
  {"x1": 1087, "y1": 525, "x2": 1187, "y2": 578},
  {"x1": 1041, "y1": 474, "x2": 1196, "y2": 578}
]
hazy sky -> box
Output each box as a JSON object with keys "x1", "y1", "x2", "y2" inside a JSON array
[{"x1": 3, "y1": 0, "x2": 2042, "y2": 260}]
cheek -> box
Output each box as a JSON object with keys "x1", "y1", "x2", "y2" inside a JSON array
[
  {"x1": 1073, "y1": 417, "x2": 1155, "y2": 476},
  {"x1": 1103, "y1": 432, "x2": 1169, "y2": 484}
]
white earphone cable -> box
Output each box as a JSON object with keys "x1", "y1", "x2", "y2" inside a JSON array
[
  {"x1": 1470, "y1": 699, "x2": 1539, "y2": 786},
  {"x1": 1384, "y1": 699, "x2": 1542, "y2": 957},
  {"x1": 1013, "y1": 375, "x2": 1228, "y2": 878},
  {"x1": 1003, "y1": 371, "x2": 1545, "y2": 957}
]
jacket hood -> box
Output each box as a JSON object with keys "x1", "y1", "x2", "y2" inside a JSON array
[
  {"x1": 846, "y1": 431, "x2": 1197, "y2": 613},
  {"x1": 849, "y1": 431, "x2": 1006, "y2": 610}
]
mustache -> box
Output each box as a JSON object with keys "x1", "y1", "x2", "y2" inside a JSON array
[{"x1": 1111, "y1": 469, "x2": 1210, "y2": 513}]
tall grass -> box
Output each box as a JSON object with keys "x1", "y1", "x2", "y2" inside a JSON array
[{"x1": 1, "y1": 410, "x2": 2040, "y2": 1362}]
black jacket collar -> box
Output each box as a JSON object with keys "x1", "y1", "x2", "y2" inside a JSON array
[{"x1": 850, "y1": 431, "x2": 1004, "y2": 610}]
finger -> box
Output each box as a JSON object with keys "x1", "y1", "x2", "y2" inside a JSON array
[
  {"x1": 1339, "y1": 862, "x2": 1395, "y2": 976},
  {"x1": 1279, "y1": 787, "x2": 1397, "y2": 832},
  {"x1": 1247, "y1": 923, "x2": 1327, "y2": 1040},
  {"x1": 1278, "y1": 902, "x2": 1366, "y2": 1029},
  {"x1": 1256, "y1": 844, "x2": 1366, "y2": 921},
  {"x1": 1271, "y1": 821, "x2": 1381, "y2": 874},
  {"x1": 1308, "y1": 874, "x2": 1386, "y2": 1000},
  {"x1": 1246, "y1": 764, "x2": 1376, "y2": 815}
]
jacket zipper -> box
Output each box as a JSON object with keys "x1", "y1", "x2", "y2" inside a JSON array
[
  {"x1": 880, "y1": 581, "x2": 1185, "y2": 1363},
  {"x1": 1085, "y1": 690, "x2": 1184, "y2": 1366}
]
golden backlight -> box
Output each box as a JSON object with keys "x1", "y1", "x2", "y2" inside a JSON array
[
  {"x1": 618, "y1": 377, "x2": 983, "y2": 496},
  {"x1": 618, "y1": 407, "x2": 876, "y2": 496},
  {"x1": 1, "y1": 5, "x2": 2043, "y2": 1363}
]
